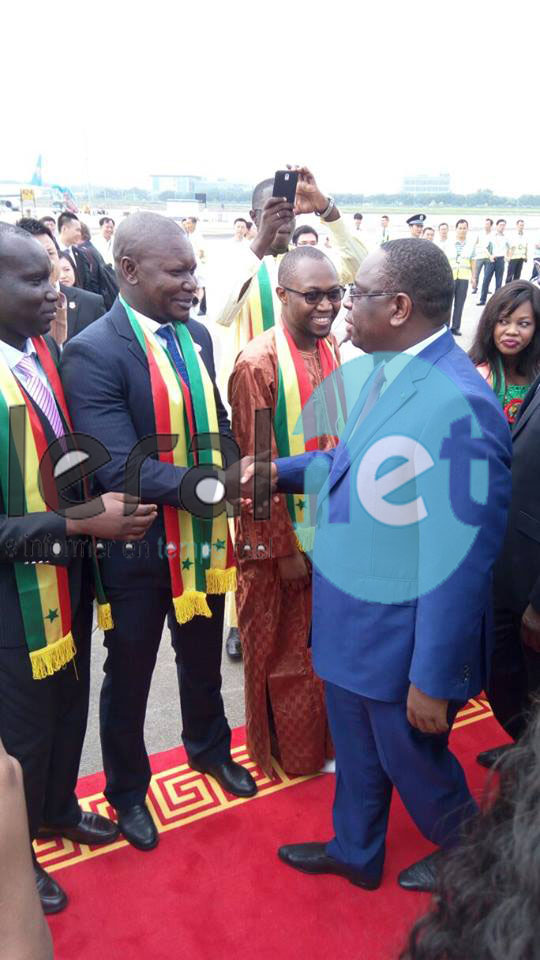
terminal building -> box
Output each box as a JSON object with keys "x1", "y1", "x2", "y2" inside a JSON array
[
  {"x1": 150, "y1": 174, "x2": 205, "y2": 195},
  {"x1": 402, "y1": 173, "x2": 451, "y2": 195}
]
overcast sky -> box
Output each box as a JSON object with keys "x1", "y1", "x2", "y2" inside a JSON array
[{"x1": 2, "y1": 1, "x2": 536, "y2": 196}]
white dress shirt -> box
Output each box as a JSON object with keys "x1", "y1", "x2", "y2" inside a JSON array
[{"x1": 0, "y1": 337, "x2": 49, "y2": 387}]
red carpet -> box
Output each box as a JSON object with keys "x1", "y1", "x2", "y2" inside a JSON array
[{"x1": 38, "y1": 698, "x2": 507, "y2": 960}]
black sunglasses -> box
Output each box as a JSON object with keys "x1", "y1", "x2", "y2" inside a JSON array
[{"x1": 281, "y1": 285, "x2": 346, "y2": 306}]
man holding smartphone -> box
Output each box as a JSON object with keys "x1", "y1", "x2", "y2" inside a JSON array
[
  {"x1": 215, "y1": 165, "x2": 367, "y2": 387},
  {"x1": 215, "y1": 165, "x2": 367, "y2": 660}
]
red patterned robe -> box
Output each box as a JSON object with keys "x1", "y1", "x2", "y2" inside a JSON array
[{"x1": 229, "y1": 328, "x2": 339, "y2": 777}]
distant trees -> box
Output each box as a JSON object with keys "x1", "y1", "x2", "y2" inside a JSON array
[
  {"x1": 71, "y1": 183, "x2": 540, "y2": 208},
  {"x1": 334, "y1": 188, "x2": 540, "y2": 208}
]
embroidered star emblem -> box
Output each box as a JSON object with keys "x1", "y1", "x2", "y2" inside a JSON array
[
  {"x1": 45, "y1": 608, "x2": 59, "y2": 623},
  {"x1": 182, "y1": 558, "x2": 193, "y2": 570},
  {"x1": 213, "y1": 539, "x2": 226, "y2": 551},
  {"x1": 296, "y1": 499, "x2": 306, "y2": 511}
]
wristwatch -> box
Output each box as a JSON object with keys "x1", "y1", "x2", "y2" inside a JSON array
[{"x1": 315, "y1": 195, "x2": 335, "y2": 220}]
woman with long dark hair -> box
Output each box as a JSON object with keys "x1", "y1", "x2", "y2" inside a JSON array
[
  {"x1": 400, "y1": 700, "x2": 540, "y2": 960},
  {"x1": 469, "y1": 280, "x2": 540, "y2": 424}
]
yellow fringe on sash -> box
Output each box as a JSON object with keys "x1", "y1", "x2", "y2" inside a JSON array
[
  {"x1": 205, "y1": 567, "x2": 237, "y2": 595},
  {"x1": 173, "y1": 591, "x2": 212, "y2": 625},
  {"x1": 30, "y1": 632, "x2": 76, "y2": 680},
  {"x1": 97, "y1": 602, "x2": 114, "y2": 631},
  {"x1": 295, "y1": 528, "x2": 316, "y2": 554}
]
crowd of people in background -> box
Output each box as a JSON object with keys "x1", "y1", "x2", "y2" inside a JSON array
[{"x1": 2, "y1": 171, "x2": 540, "y2": 960}]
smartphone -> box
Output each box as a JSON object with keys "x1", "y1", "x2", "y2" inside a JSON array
[{"x1": 272, "y1": 169, "x2": 298, "y2": 205}]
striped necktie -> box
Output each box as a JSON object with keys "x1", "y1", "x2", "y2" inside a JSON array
[{"x1": 15, "y1": 354, "x2": 65, "y2": 439}]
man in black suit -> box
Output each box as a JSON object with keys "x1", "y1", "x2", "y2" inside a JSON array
[
  {"x1": 18, "y1": 219, "x2": 106, "y2": 340},
  {"x1": 62, "y1": 284, "x2": 106, "y2": 339},
  {"x1": 57, "y1": 211, "x2": 95, "y2": 292},
  {"x1": 78, "y1": 221, "x2": 119, "y2": 310},
  {"x1": 61, "y1": 212, "x2": 257, "y2": 853},
  {"x1": 0, "y1": 223, "x2": 157, "y2": 912},
  {"x1": 479, "y1": 371, "x2": 540, "y2": 765}
]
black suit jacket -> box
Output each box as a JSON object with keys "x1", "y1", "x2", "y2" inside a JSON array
[
  {"x1": 61, "y1": 284, "x2": 106, "y2": 341},
  {"x1": 0, "y1": 335, "x2": 86, "y2": 648},
  {"x1": 79, "y1": 242, "x2": 119, "y2": 310},
  {"x1": 60, "y1": 299, "x2": 233, "y2": 590},
  {"x1": 62, "y1": 245, "x2": 96, "y2": 295},
  {"x1": 495, "y1": 375, "x2": 540, "y2": 613}
]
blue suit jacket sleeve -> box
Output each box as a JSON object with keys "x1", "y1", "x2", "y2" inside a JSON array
[
  {"x1": 60, "y1": 334, "x2": 188, "y2": 508},
  {"x1": 275, "y1": 450, "x2": 336, "y2": 494},
  {"x1": 410, "y1": 392, "x2": 512, "y2": 700}
]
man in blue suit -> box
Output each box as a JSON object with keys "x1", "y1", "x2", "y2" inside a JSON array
[
  {"x1": 243, "y1": 238, "x2": 512, "y2": 891},
  {"x1": 61, "y1": 213, "x2": 256, "y2": 852}
]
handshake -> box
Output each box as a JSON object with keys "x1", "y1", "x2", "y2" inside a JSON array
[{"x1": 236, "y1": 456, "x2": 279, "y2": 518}]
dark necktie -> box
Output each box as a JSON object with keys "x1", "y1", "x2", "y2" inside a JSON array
[{"x1": 158, "y1": 325, "x2": 191, "y2": 389}]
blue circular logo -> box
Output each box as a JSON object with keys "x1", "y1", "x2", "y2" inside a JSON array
[{"x1": 293, "y1": 352, "x2": 490, "y2": 603}]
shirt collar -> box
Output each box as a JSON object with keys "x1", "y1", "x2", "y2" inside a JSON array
[
  {"x1": 128, "y1": 309, "x2": 188, "y2": 345},
  {"x1": 131, "y1": 308, "x2": 163, "y2": 336},
  {"x1": 0, "y1": 336, "x2": 37, "y2": 371},
  {"x1": 125, "y1": 304, "x2": 203, "y2": 352},
  {"x1": 404, "y1": 325, "x2": 447, "y2": 357},
  {"x1": 381, "y1": 326, "x2": 447, "y2": 390}
]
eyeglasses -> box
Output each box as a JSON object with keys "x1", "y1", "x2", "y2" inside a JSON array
[
  {"x1": 347, "y1": 286, "x2": 399, "y2": 300},
  {"x1": 281, "y1": 285, "x2": 346, "y2": 305}
]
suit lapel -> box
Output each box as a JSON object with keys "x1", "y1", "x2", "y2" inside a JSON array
[
  {"x1": 512, "y1": 379, "x2": 540, "y2": 440},
  {"x1": 328, "y1": 367, "x2": 417, "y2": 494},
  {"x1": 318, "y1": 333, "x2": 452, "y2": 503},
  {"x1": 65, "y1": 293, "x2": 79, "y2": 340},
  {"x1": 112, "y1": 304, "x2": 209, "y2": 382},
  {"x1": 110, "y1": 301, "x2": 149, "y2": 371}
]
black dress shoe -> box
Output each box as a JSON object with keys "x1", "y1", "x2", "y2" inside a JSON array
[
  {"x1": 398, "y1": 850, "x2": 445, "y2": 892},
  {"x1": 278, "y1": 842, "x2": 380, "y2": 890},
  {"x1": 476, "y1": 300, "x2": 486, "y2": 306},
  {"x1": 117, "y1": 804, "x2": 158, "y2": 851},
  {"x1": 194, "y1": 759, "x2": 257, "y2": 797},
  {"x1": 34, "y1": 862, "x2": 68, "y2": 914},
  {"x1": 476, "y1": 743, "x2": 514, "y2": 769},
  {"x1": 226, "y1": 627, "x2": 242, "y2": 661},
  {"x1": 38, "y1": 812, "x2": 119, "y2": 846},
  {"x1": 451, "y1": 329, "x2": 462, "y2": 336}
]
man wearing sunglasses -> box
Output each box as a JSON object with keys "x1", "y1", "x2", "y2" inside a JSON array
[
  {"x1": 216, "y1": 165, "x2": 367, "y2": 661},
  {"x1": 242, "y1": 238, "x2": 511, "y2": 894},
  {"x1": 229, "y1": 246, "x2": 343, "y2": 778}
]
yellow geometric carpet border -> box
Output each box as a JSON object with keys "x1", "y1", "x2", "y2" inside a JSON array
[{"x1": 34, "y1": 699, "x2": 493, "y2": 874}]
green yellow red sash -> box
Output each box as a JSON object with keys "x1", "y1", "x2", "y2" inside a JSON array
[
  {"x1": 273, "y1": 324, "x2": 341, "y2": 551},
  {"x1": 244, "y1": 259, "x2": 278, "y2": 340},
  {"x1": 0, "y1": 338, "x2": 75, "y2": 679},
  {"x1": 121, "y1": 298, "x2": 236, "y2": 624}
]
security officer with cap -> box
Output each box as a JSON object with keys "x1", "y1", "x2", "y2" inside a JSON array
[{"x1": 407, "y1": 214, "x2": 426, "y2": 238}]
